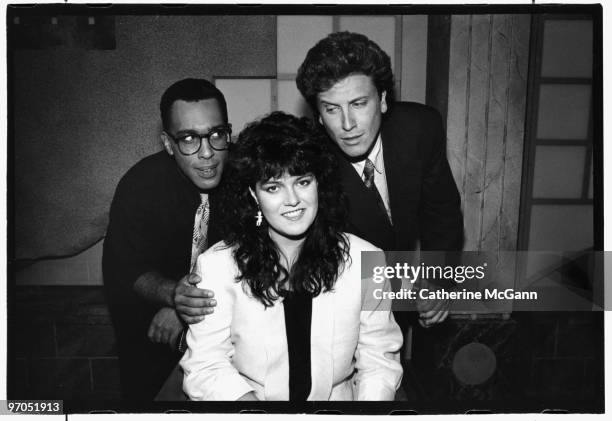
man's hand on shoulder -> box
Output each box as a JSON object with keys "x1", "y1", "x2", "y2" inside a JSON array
[
  {"x1": 174, "y1": 273, "x2": 216, "y2": 324},
  {"x1": 147, "y1": 307, "x2": 184, "y2": 349}
]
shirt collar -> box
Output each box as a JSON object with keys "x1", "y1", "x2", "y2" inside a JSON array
[
  {"x1": 368, "y1": 134, "x2": 383, "y2": 173},
  {"x1": 352, "y1": 134, "x2": 383, "y2": 175}
]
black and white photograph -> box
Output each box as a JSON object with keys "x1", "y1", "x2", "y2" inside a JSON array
[{"x1": 3, "y1": 1, "x2": 606, "y2": 415}]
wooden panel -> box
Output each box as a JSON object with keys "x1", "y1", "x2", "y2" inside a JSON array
[
  {"x1": 480, "y1": 15, "x2": 511, "y2": 252},
  {"x1": 500, "y1": 15, "x2": 530, "y2": 305},
  {"x1": 463, "y1": 14, "x2": 491, "y2": 252},
  {"x1": 446, "y1": 14, "x2": 470, "y2": 208},
  {"x1": 447, "y1": 14, "x2": 529, "y2": 255},
  {"x1": 447, "y1": 14, "x2": 530, "y2": 304},
  {"x1": 500, "y1": 14, "x2": 530, "y2": 252},
  {"x1": 400, "y1": 15, "x2": 428, "y2": 103}
]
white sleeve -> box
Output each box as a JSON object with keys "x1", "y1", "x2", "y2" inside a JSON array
[
  {"x1": 354, "y1": 248, "x2": 404, "y2": 401},
  {"x1": 180, "y1": 250, "x2": 255, "y2": 401}
]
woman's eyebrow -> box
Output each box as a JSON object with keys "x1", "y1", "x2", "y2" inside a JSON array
[{"x1": 260, "y1": 179, "x2": 281, "y2": 185}]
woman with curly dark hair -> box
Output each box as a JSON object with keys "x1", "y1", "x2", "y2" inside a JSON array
[{"x1": 180, "y1": 112, "x2": 402, "y2": 401}]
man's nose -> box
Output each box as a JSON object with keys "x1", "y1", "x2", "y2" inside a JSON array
[
  {"x1": 341, "y1": 108, "x2": 356, "y2": 131},
  {"x1": 284, "y1": 186, "x2": 300, "y2": 206},
  {"x1": 198, "y1": 139, "x2": 214, "y2": 159}
]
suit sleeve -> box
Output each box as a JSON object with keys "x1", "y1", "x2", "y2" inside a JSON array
[
  {"x1": 180, "y1": 250, "x2": 255, "y2": 401},
  {"x1": 354, "y1": 246, "x2": 403, "y2": 400},
  {"x1": 102, "y1": 173, "x2": 166, "y2": 296},
  {"x1": 418, "y1": 108, "x2": 464, "y2": 251}
]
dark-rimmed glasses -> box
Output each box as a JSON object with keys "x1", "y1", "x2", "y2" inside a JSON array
[{"x1": 165, "y1": 124, "x2": 232, "y2": 155}]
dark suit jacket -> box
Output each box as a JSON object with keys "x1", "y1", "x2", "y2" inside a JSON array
[
  {"x1": 102, "y1": 151, "x2": 223, "y2": 400},
  {"x1": 333, "y1": 102, "x2": 464, "y2": 252}
]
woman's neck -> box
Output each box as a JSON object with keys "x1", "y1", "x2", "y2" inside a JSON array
[{"x1": 269, "y1": 230, "x2": 306, "y2": 271}]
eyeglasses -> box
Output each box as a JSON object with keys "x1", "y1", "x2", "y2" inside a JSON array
[{"x1": 165, "y1": 124, "x2": 232, "y2": 155}]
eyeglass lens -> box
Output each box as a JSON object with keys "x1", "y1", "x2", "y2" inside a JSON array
[{"x1": 178, "y1": 129, "x2": 230, "y2": 154}]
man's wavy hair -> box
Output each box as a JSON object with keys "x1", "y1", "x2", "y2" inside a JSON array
[
  {"x1": 221, "y1": 112, "x2": 350, "y2": 307},
  {"x1": 296, "y1": 31, "x2": 395, "y2": 113}
]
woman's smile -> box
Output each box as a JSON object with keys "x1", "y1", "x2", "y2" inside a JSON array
[{"x1": 282, "y1": 208, "x2": 306, "y2": 220}]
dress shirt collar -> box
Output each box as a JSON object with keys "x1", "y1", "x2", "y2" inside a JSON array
[{"x1": 352, "y1": 134, "x2": 384, "y2": 176}]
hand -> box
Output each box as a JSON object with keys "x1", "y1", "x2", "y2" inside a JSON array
[
  {"x1": 147, "y1": 307, "x2": 184, "y2": 349},
  {"x1": 416, "y1": 296, "x2": 450, "y2": 328},
  {"x1": 174, "y1": 273, "x2": 216, "y2": 324}
]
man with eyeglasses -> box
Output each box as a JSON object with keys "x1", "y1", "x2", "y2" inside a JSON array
[{"x1": 103, "y1": 78, "x2": 228, "y2": 400}]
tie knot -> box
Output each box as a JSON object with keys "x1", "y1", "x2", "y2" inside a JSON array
[{"x1": 363, "y1": 159, "x2": 375, "y2": 189}]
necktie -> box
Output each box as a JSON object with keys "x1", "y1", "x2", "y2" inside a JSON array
[
  {"x1": 363, "y1": 159, "x2": 391, "y2": 224},
  {"x1": 190, "y1": 195, "x2": 210, "y2": 271},
  {"x1": 363, "y1": 159, "x2": 376, "y2": 189}
]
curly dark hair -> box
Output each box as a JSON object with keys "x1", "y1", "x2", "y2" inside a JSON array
[
  {"x1": 221, "y1": 112, "x2": 350, "y2": 307},
  {"x1": 296, "y1": 31, "x2": 395, "y2": 113}
]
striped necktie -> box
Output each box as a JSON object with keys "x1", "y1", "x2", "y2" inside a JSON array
[
  {"x1": 363, "y1": 159, "x2": 392, "y2": 224},
  {"x1": 190, "y1": 195, "x2": 209, "y2": 271}
]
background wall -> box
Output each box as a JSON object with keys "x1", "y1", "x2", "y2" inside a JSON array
[{"x1": 13, "y1": 15, "x2": 276, "y2": 261}]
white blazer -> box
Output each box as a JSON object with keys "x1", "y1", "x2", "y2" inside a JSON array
[{"x1": 180, "y1": 233, "x2": 403, "y2": 401}]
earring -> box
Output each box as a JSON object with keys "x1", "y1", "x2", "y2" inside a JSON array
[{"x1": 255, "y1": 209, "x2": 263, "y2": 227}]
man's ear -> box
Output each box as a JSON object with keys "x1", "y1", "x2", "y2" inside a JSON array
[
  {"x1": 161, "y1": 132, "x2": 174, "y2": 156},
  {"x1": 318, "y1": 114, "x2": 323, "y2": 125},
  {"x1": 380, "y1": 91, "x2": 388, "y2": 114}
]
